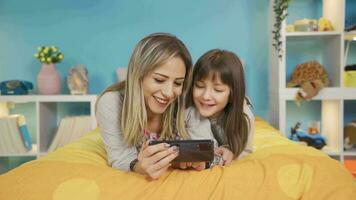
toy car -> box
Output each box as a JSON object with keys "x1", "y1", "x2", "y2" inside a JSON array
[{"x1": 290, "y1": 122, "x2": 326, "y2": 150}]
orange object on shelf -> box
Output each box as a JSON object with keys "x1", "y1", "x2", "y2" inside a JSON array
[{"x1": 344, "y1": 159, "x2": 356, "y2": 178}]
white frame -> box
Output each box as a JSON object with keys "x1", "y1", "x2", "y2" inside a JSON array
[
  {"x1": 0, "y1": 95, "x2": 97, "y2": 158},
  {"x1": 269, "y1": 0, "x2": 356, "y2": 161}
]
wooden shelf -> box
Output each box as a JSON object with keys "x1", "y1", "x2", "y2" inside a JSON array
[
  {"x1": 286, "y1": 31, "x2": 342, "y2": 37},
  {"x1": 0, "y1": 144, "x2": 38, "y2": 157},
  {"x1": 0, "y1": 95, "x2": 97, "y2": 103},
  {"x1": 269, "y1": 0, "x2": 355, "y2": 163},
  {"x1": 0, "y1": 95, "x2": 98, "y2": 173},
  {"x1": 344, "y1": 32, "x2": 356, "y2": 41},
  {"x1": 280, "y1": 88, "x2": 356, "y2": 100}
]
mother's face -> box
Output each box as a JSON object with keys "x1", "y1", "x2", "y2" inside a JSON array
[{"x1": 142, "y1": 57, "x2": 186, "y2": 117}]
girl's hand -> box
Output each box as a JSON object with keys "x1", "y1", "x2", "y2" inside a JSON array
[
  {"x1": 135, "y1": 141, "x2": 179, "y2": 179},
  {"x1": 215, "y1": 146, "x2": 234, "y2": 165}
]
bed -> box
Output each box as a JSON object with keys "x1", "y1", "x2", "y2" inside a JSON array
[{"x1": 0, "y1": 118, "x2": 355, "y2": 200}]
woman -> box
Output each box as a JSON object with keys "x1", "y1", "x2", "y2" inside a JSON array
[{"x1": 96, "y1": 33, "x2": 205, "y2": 179}]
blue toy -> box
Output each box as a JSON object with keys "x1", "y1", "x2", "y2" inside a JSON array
[{"x1": 290, "y1": 122, "x2": 327, "y2": 150}]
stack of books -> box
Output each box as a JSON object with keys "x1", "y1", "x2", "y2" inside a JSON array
[
  {"x1": 0, "y1": 114, "x2": 32, "y2": 154},
  {"x1": 48, "y1": 116, "x2": 92, "y2": 152}
]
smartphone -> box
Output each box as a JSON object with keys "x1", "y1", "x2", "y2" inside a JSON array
[{"x1": 149, "y1": 139, "x2": 214, "y2": 162}]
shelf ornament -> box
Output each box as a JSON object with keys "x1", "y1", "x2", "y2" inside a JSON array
[
  {"x1": 272, "y1": 0, "x2": 291, "y2": 58},
  {"x1": 67, "y1": 65, "x2": 89, "y2": 95},
  {"x1": 34, "y1": 46, "x2": 64, "y2": 95}
]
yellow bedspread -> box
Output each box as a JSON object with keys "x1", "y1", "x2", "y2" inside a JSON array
[{"x1": 0, "y1": 118, "x2": 355, "y2": 200}]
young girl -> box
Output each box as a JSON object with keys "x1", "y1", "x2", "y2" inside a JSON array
[
  {"x1": 187, "y1": 49, "x2": 255, "y2": 165},
  {"x1": 96, "y1": 33, "x2": 207, "y2": 179}
]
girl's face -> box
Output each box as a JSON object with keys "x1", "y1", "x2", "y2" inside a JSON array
[
  {"x1": 142, "y1": 57, "x2": 186, "y2": 117},
  {"x1": 193, "y1": 72, "x2": 230, "y2": 119}
]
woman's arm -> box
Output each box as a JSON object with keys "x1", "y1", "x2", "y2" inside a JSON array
[
  {"x1": 97, "y1": 91, "x2": 179, "y2": 178},
  {"x1": 96, "y1": 91, "x2": 138, "y2": 171}
]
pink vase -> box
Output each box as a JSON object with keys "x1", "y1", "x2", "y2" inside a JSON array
[{"x1": 37, "y1": 63, "x2": 61, "y2": 95}]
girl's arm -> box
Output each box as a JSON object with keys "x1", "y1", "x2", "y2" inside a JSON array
[
  {"x1": 185, "y1": 107, "x2": 217, "y2": 169},
  {"x1": 185, "y1": 107, "x2": 217, "y2": 144}
]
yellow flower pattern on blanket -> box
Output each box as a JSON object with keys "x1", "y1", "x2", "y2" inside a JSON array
[
  {"x1": 53, "y1": 178, "x2": 100, "y2": 200},
  {"x1": 0, "y1": 117, "x2": 355, "y2": 200},
  {"x1": 278, "y1": 164, "x2": 313, "y2": 199}
]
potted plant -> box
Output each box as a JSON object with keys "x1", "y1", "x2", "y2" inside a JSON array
[{"x1": 34, "y1": 46, "x2": 64, "y2": 94}]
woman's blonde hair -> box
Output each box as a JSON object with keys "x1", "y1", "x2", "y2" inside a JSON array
[{"x1": 102, "y1": 33, "x2": 192, "y2": 146}]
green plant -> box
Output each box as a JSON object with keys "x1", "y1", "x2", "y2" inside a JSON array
[
  {"x1": 34, "y1": 46, "x2": 64, "y2": 64},
  {"x1": 272, "y1": 0, "x2": 291, "y2": 58}
]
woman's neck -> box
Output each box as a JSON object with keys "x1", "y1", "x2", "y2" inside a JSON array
[{"x1": 146, "y1": 113, "x2": 162, "y2": 133}]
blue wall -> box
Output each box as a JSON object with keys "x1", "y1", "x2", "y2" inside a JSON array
[{"x1": 0, "y1": 0, "x2": 270, "y2": 118}]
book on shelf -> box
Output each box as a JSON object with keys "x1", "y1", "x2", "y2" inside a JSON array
[
  {"x1": 48, "y1": 116, "x2": 92, "y2": 152},
  {"x1": 0, "y1": 114, "x2": 32, "y2": 154}
]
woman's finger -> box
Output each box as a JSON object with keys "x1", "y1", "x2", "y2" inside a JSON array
[
  {"x1": 148, "y1": 163, "x2": 172, "y2": 180},
  {"x1": 192, "y1": 162, "x2": 205, "y2": 171},
  {"x1": 151, "y1": 146, "x2": 178, "y2": 163},
  {"x1": 179, "y1": 162, "x2": 187, "y2": 169},
  {"x1": 143, "y1": 142, "x2": 170, "y2": 157},
  {"x1": 152, "y1": 150, "x2": 179, "y2": 171},
  {"x1": 141, "y1": 140, "x2": 150, "y2": 151}
]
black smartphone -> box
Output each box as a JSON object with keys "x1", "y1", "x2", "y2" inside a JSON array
[{"x1": 149, "y1": 139, "x2": 214, "y2": 162}]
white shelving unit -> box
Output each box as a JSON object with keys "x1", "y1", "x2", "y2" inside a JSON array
[
  {"x1": 269, "y1": 0, "x2": 356, "y2": 162},
  {"x1": 0, "y1": 95, "x2": 97, "y2": 173}
]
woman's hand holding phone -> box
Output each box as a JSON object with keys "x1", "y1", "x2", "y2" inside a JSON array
[{"x1": 135, "y1": 141, "x2": 179, "y2": 179}]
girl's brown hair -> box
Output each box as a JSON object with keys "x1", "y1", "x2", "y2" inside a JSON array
[{"x1": 188, "y1": 49, "x2": 250, "y2": 158}]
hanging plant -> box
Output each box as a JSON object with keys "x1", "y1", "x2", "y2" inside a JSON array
[{"x1": 272, "y1": 0, "x2": 291, "y2": 58}]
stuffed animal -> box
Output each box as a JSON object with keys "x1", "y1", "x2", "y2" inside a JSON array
[
  {"x1": 287, "y1": 60, "x2": 330, "y2": 105},
  {"x1": 67, "y1": 65, "x2": 88, "y2": 95},
  {"x1": 344, "y1": 121, "x2": 356, "y2": 150},
  {"x1": 318, "y1": 17, "x2": 334, "y2": 31}
]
